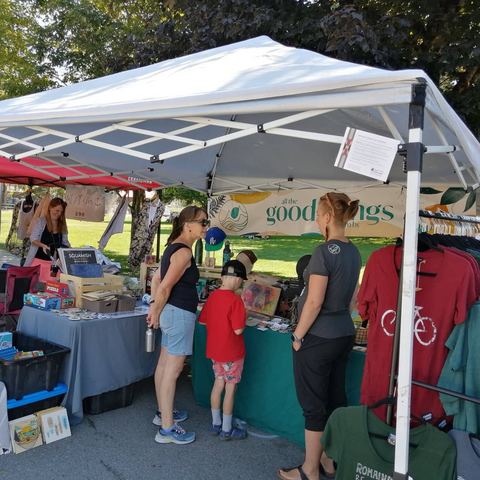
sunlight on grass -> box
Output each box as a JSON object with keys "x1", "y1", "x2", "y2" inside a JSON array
[{"x1": 0, "y1": 211, "x2": 395, "y2": 278}]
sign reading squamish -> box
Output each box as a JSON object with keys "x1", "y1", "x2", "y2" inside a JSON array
[{"x1": 209, "y1": 187, "x2": 477, "y2": 237}]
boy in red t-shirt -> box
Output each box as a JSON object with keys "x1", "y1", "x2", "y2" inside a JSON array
[{"x1": 198, "y1": 260, "x2": 248, "y2": 441}]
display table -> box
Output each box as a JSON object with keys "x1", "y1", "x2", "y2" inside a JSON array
[
  {"x1": 191, "y1": 324, "x2": 365, "y2": 447},
  {"x1": 17, "y1": 306, "x2": 160, "y2": 425}
]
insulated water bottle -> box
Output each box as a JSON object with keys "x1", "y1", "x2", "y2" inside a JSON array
[
  {"x1": 194, "y1": 239, "x2": 204, "y2": 265},
  {"x1": 145, "y1": 328, "x2": 155, "y2": 352},
  {"x1": 222, "y1": 241, "x2": 231, "y2": 267}
]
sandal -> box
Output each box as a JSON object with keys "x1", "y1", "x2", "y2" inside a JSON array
[
  {"x1": 320, "y1": 464, "x2": 336, "y2": 479},
  {"x1": 278, "y1": 466, "x2": 309, "y2": 480}
]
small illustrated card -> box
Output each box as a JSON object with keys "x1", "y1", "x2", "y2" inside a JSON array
[
  {"x1": 241, "y1": 281, "x2": 281, "y2": 317},
  {"x1": 37, "y1": 407, "x2": 71, "y2": 444},
  {"x1": 9, "y1": 414, "x2": 43, "y2": 454}
]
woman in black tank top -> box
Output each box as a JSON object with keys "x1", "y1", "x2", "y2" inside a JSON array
[{"x1": 147, "y1": 206, "x2": 210, "y2": 445}]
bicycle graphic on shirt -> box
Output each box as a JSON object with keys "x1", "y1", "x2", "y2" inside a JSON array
[{"x1": 380, "y1": 306, "x2": 437, "y2": 346}]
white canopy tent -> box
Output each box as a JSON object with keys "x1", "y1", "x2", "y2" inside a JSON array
[{"x1": 1, "y1": 36, "x2": 480, "y2": 478}]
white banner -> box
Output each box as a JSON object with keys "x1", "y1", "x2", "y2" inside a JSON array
[
  {"x1": 209, "y1": 187, "x2": 477, "y2": 237},
  {"x1": 65, "y1": 185, "x2": 105, "y2": 222}
]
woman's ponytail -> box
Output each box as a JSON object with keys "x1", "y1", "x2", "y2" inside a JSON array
[{"x1": 343, "y1": 199, "x2": 360, "y2": 223}]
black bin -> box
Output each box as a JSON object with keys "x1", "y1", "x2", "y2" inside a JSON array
[
  {"x1": 83, "y1": 384, "x2": 134, "y2": 415},
  {"x1": 0, "y1": 332, "x2": 70, "y2": 400}
]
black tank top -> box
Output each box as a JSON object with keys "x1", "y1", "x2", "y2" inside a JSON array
[{"x1": 161, "y1": 243, "x2": 199, "y2": 314}]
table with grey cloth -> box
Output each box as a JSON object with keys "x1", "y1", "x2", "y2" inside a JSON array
[{"x1": 17, "y1": 306, "x2": 160, "y2": 425}]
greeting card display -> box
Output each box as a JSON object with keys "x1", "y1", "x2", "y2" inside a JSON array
[
  {"x1": 37, "y1": 407, "x2": 71, "y2": 444},
  {"x1": 9, "y1": 414, "x2": 43, "y2": 454}
]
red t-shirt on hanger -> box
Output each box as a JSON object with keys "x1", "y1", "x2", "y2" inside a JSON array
[{"x1": 358, "y1": 245, "x2": 477, "y2": 424}]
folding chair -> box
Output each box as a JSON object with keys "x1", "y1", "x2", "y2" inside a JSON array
[{"x1": 0, "y1": 265, "x2": 40, "y2": 331}]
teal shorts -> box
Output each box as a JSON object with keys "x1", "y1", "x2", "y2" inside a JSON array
[{"x1": 160, "y1": 304, "x2": 196, "y2": 356}]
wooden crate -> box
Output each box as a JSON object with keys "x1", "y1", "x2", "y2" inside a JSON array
[
  {"x1": 139, "y1": 262, "x2": 161, "y2": 294},
  {"x1": 59, "y1": 273, "x2": 124, "y2": 308}
]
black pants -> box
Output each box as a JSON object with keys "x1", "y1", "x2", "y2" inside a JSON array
[{"x1": 293, "y1": 333, "x2": 355, "y2": 431}]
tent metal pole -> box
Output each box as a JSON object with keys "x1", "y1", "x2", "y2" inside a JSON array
[
  {"x1": 393, "y1": 82, "x2": 426, "y2": 480},
  {"x1": 156, "y1": 190, "x2": 163, "y2": 262}
]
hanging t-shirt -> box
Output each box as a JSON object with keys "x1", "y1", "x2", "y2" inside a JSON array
[
  {"x1": 358, "y1": 245, "x2": 477, "y2": 424},
  {"x1": 17, "y1": 200, "x2": 37, "y2": 240},
  {"x1": 321, "y1": 405, "x2": 457, "y2": 480},
  {"x1": 446, "y1": 247, "x2": 480, "y2": 300},
  {"x1": 448, "y1": 429, "x2": 480, "y2": 480},
  {"x1": 198, "y1": 289, "x2": 246, "y2": 363}
]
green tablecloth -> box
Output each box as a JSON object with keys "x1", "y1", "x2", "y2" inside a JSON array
[{"x1": 191, "y1": 323, "x2": 366, "y2": 447}]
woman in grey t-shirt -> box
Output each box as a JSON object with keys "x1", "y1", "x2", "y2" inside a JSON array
[{"x1": 278, "y1": 193, "x2": 361, "y2": 480}]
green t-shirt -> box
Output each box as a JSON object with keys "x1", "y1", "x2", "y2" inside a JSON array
[{"x1": 321, "y1": 406, "x2": 456, "y2": 480}]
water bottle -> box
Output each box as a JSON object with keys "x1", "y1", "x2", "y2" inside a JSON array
[
  {"x1": 222, "y1": 241, "x2": 231, "y2": 267},
  {"x1": 194, "y1": 239, "x2": 204, "y2": 265},
  {"x1": 145, "y1": 328, "x2": 155, "y2": 353}
]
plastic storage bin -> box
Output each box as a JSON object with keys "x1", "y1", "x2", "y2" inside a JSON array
[
  {"x1": 116, "y1": 295, "x2": 136, "y2": 312},
  {"x1": 83, "y1": 384, "x2": 134, "y2": 415},
  {"x1": 81, "y1": 298, "x2": 118, "y2": 313},
  {"x1": 7, "y1": 383, "x2": 67, "y2": 421},
  {"x1": 0, "y1": 332, "x2": 70, "y2": 400}
]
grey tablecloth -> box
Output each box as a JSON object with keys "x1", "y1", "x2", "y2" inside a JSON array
[{"x1": 17, "y1": 306, "x2": 160, "y2": 425}]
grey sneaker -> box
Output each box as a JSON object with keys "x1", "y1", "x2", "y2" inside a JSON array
[
  {"x1": 152, "y1": 409, "x2": 187, "y2": 426},
  {"x1": 155, "y1": 424, "x2": 195, "y2": 445}
]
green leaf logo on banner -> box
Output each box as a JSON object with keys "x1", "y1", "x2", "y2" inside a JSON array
[
  {"x1": 440, "y1": 187, "x2": 466, "y2": 205},
  {"x1": 231, "y1": 207, "x2": 240, "y2": 219},
  {"x1": 464, "y1": 191, "x2": 477, "y2": 212},
  {"x1": 420, "y1": 188, "x2": 442, "y2": 195}
]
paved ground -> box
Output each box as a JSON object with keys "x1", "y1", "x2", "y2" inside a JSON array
[
  {"x1": 0, "y1": 248, "x2": 323, "y2": 480},
  {"x1": 1, "y1": 368, "x2": 312, "y2": 480}
]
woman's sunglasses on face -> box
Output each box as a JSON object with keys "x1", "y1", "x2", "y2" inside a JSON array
[{"x1": 189, "y1": 219, "x2": 211, "y2": 227}]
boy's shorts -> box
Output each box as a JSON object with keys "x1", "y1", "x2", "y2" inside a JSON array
[{"x1": 212, "y1": 358, "x2": 245, "y2": 384}]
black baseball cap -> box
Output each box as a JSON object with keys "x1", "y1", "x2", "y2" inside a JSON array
[{"x1": 221, "y1": 260, "x2": 248, "y2": 280}]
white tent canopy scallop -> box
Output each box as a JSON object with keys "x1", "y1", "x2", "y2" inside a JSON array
[{"x1": 0, "y1": 36, "x2": 479, "y2": 193}]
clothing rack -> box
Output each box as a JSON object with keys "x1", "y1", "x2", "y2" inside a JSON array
[{"x1": 386, "y1": 210, "x2": 480, "y2": 425}]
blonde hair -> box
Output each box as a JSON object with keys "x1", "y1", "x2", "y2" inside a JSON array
[{"x1": 319, "y1": 192, "x2": 359, "y2": 224}]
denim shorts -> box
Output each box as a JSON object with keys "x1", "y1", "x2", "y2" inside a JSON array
[{"x1": 160, "y1": 304, "x2": 196, "y2": 356}]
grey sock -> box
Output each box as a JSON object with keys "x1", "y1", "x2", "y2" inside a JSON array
[
  {"x1": 222, "y1": 414, "x2": 233, "y2": 433},
  {"x1": 211, "y1": 409, "x2": 221, "y2": 426}
]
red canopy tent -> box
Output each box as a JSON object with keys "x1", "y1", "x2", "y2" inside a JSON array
[{"x1": 0, "y1": 156, "x2": 161, "y2": 190}]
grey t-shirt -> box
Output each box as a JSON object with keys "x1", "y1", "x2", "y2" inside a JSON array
[
  {"x1": 448, "y1": 429, "x2": 480, "y2": 480},
  {"x1": 298, "y1": 240, "x2": 362, "y2": 339}
]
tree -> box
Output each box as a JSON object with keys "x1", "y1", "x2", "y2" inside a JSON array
[
  {"x1": 161, "y1": 187, "x2": 207, "y2": 208},
  {"x1": 0, "y1": 0, "x2": 54, "y2": 99}
]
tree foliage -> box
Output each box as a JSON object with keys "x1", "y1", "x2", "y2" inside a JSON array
[
  {"x1": 2, "y1": 0, "x2": 479, "y2": 132},
  {"x1": 161, "y1": 187, "x2": 207, "y2": 208}
]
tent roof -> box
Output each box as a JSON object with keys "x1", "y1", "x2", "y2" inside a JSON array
[{"x1": 0, "y1": 36, "x2": 479, "y2": 193}]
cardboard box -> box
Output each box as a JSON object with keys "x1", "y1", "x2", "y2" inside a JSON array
[
  {"x1": 60, "y1": 297, "x2": 76, "y2": 309},
  {"x1": 0, "y1": 332, "x2": 12, "y2": 351},
  {"x1": 23, "y1": 293, "x2": 61, "y2": 311},
  {"x1": 45, "y1": 281, "x2": 69, "y2": 298}
]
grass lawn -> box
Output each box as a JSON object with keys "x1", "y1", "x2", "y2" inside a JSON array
[{"x1": 0, "y1": 210, "x2": 395, "y2": 278}]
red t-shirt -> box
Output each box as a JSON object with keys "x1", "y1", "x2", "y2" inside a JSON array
[
  {"x1": 358, "y1": 245, "x2": 477, "y2": 424},
  {"x1": 198, "y1": 289, "x2": 246, "y2": 363}
]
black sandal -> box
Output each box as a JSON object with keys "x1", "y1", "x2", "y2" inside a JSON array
[
  {"x1": 320, "y1": 464, "x2": 336, "y2": 479},
  {"x1": 278, "y1": 466, "x2": 309, "y2": 480}
]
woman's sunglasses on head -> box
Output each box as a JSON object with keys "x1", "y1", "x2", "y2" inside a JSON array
[{"x1": 189, "y1": 219, "x2": 211, "y2": 227}]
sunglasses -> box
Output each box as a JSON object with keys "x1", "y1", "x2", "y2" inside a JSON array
[{"x1": 189, "y1": 219, "x2": 211, "y2": 227}]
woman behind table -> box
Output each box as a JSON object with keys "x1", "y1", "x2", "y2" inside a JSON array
[
  {"x1": 278, "y1": 193, "x2": 361, "y2": 480},
  {"x1": 147, "y1": 206, "x2": 209, "y2": 445},
  {"x1": 24, "y1": 198, "x2": 70, "y2": 284}
]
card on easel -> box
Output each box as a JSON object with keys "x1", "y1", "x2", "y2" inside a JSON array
[
  {"x1": 9, "y1": 414, "x2": 43, "y2": 454},
  {"x1": 37, "y1": 407, "x2": 71, "y2": 444}
]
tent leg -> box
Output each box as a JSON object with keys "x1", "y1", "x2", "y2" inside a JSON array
[
  {"x1": 393, "y1": 83, "x2": 426, "y2": 480},
  {"x1": 156, "y1": 190, "x2": 162, "y2": 261}
]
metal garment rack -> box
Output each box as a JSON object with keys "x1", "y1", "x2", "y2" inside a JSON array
[{"x1": 386, "y1": 210, "x2": 480, "y2": 447}]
